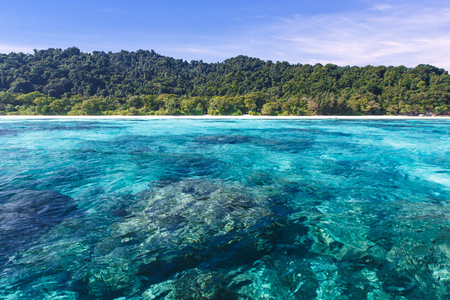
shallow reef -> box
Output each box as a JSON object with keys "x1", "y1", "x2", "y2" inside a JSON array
[{"x1": 0, "y1": 118, "x2": 449, "y2": 299}]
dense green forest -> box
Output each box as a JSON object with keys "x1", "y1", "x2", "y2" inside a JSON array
[{"x1": 1, "y1": 47, "x2": 449, "y2": 116}]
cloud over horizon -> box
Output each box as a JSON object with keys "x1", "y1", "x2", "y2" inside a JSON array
[
  {"x1": 158, "y1": 2, "x2": 450, "y2": 70},
  {"x1": 264, "y1": 3, "x2": 450, "y2": 69}
]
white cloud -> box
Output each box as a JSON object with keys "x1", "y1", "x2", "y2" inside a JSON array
[
  {"x1": 251, "y1": 3, "x2": 450, "y2": 70},
  {"x1": 0, "y1": 44, "x2": 35, "y2": 54},
  {"x1": 372, "y1": 4, "x2": 394, "y2": 12},
  {"x1": 158, "y1": 42, "x2": 254, "y2": 63},
  {"x1": 157, "y1": 3, "x2": 450, "y2": 70},
  {"x1": 3, "y1": 2, "x2": 450, "y2": 71}
]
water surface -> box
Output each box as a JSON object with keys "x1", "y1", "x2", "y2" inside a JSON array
[{"x1": 0, "y1": 118, "x2": 449, "y2": 299}]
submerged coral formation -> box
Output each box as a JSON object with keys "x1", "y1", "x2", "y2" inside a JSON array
[{"x1": 0, "y1": 118, "x2": 449, "y2": 299}]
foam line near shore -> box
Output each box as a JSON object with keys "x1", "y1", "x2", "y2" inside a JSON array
[{"x1": 0, "y1": 115, "x2": 448, "y2": 120}]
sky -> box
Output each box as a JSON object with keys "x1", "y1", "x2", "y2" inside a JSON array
[{"x1": 1, "y1": 0, "x2": 450, "y2": 70}]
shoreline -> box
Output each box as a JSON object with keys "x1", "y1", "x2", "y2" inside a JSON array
[{"x1": 0, "y1": 115, "x2": 449, "y2": 120}]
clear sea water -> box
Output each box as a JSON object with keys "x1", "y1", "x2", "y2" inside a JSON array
[{"x1": 0, "y1": 118, "x2": 449, "y2": 299}]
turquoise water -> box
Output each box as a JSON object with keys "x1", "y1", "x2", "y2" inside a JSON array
[{"x1": 0, "y1": 118, "x2": 449, "y2": 299}]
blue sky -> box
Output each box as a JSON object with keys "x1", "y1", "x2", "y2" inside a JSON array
[{"x1": 1, "y1": 0, "x2": 450, "y2": 70}]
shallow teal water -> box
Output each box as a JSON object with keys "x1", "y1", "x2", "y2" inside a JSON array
[{"x1": 0, "y1": 118, "x2": 449, "y2": 299}]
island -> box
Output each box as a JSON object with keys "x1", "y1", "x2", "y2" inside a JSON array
[{"x1": 1, "y1": 47, "x2": 449, "y2": 116}]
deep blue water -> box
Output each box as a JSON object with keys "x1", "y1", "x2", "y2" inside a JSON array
[{"x1": 0, "y1": 118, "x2": 449, "y2": 299}]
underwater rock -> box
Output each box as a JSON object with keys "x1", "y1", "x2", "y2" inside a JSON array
[
  {"x1": 0, "y1": 129, "x2": 19, "y2": 136},
  {"x1": 256, "y1": 138, "x2": 313, "y2": 153},
  {"x1": 0, "y1": 189, "x2": 76, "y2": 262},
  {"x1": 142, "y1": 268, "x2": 246, "y2": 300},
  {"x1": 81, "y1": 179, "x2": 310, "y2": 298},
  {"x1": 160, "y1": 155, "x2": 225, "y2": 177},
  {"x1": 195, "y1": 134, "x2": 251, "y2": 145},
  {"x1": 299, "y1": 197, "x2": 450, "y2": 299}
]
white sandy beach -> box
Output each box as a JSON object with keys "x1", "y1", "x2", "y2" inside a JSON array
[{"x1": 0, "y1": 115, "x2": 448, "y2": 120}]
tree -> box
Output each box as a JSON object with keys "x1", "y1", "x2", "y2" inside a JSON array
[
  {"x1": 0, "y1": 47, "x2": 449, "y2": 116},
  {"x1": 244, "y1": 91, "x2": 266, "y2": 113},
  {"x1": 8, "y1": 79, "x2": 35, "y2": 94},
  {"x1": 261, "y1": 102, "x2": 280, "y2": 115}
]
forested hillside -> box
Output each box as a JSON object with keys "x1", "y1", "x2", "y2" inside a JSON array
[{"x1": 1, "y1": 47, "x2": 449, "y2": 115}]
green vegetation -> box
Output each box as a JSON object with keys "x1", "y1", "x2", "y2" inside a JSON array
[{"x1": 1, "y1": 47, "x2": 449, "y2": 116}]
